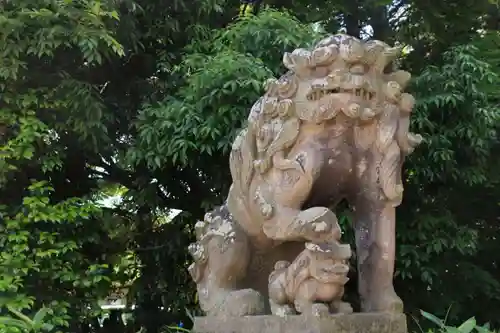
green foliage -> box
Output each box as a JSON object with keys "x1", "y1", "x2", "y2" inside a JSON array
[
  {"x1": 130, "y1": 9, "x2": 322, "y2": 169},
  {"x1": 0, "y1": 180, "x2": 112, "y2": 330},
  {"x1": 0, "y1": 0, "x2": 125, "y2": 331},
  {"x1": 0, "y1": 307, "x2": 54, "y2": 332},
  {"x1": 419, "y1": 310, "x2": 495, "y2": 333},
  {"x1": 410, "y1": 44, "x2": 498, "y2": 186},
  {"x1": 396, "y1": 42, "x2": 500, "y2": 325}
]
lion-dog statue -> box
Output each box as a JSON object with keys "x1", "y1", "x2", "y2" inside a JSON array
[{"x1": 188, "y1": 33, "x2": 422, "y2": 317}]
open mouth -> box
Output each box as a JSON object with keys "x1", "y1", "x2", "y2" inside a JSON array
[
  {"x1": 321, "y1": 264, "x2": 349, "y2": 275},
  {"x1": 306, "y1": 87, "x2": 375, "y2": 102}
]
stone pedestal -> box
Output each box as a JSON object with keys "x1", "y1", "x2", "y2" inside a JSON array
[{"x1": 193, "y1": 313, "x2": 408, "y2": 333}]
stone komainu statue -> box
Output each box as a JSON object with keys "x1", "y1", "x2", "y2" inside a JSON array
[{"x1": 188, "y1": 34, "x2": 422, "y2": 317}]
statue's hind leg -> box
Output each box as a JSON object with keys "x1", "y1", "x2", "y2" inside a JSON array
[
  {"x1": 188, "y1": 206, "x2": 266, "y2": 317},
  {"x1": 353, "y1": 193, "x2": 403, "y2": 313}
]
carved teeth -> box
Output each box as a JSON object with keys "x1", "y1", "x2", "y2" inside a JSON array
[
  {"x1": 307, "y1": 89, "x2": 328, "y2": 101},
  {"x1": 364, "y1": 90, "x2": 374, "y2": 100},
  {"x1": 306, "y1": 87, "x2": 375, "y2": 102}
]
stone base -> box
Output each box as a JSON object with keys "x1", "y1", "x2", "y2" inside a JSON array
[{"x1": 193, "y1": 313, "x2": 407, "y2": 333}]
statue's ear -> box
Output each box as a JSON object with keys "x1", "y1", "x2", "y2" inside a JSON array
[
  {"x1": 283, "y1": 49, "x2": 312, "y2": 77},
  {"x1": 386, "y1": 70, "x2": 411, "y2": 90}
]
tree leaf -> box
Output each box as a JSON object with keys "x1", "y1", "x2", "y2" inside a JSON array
[
  {"x1": 33, "y1": 307, "x2": 50, "y2": 326},
  {"x1": 420, "y1": 310, "x2": 445, "y2": 327},
  {"x1": 457, "y1": 318, "x2": 476, "y2": 333},
  {"x1": 0, "y1": 317, "x2": 31, "y2": 330}
]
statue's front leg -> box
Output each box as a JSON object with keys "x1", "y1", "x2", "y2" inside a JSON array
[
  {"x1": 353, "y1": 196, "x2": 403, "y2": 313},
  {"x1": 259, "y1": 147, "x2": 342, "y2": 244}
]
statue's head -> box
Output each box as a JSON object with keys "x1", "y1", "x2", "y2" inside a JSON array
[
  {"x1": 247, "y1": 34, "x2": 423, "y2": 205},
  {"x1": 261, "y1": 34, "x2": 420, "y2": 143}
]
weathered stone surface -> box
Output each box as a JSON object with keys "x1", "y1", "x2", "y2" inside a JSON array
[
  {"x1": 193, "y1": 313, "x2": 408, "y2": 333},
  {"x1": 187, "y1": 33, "x2": 422, "y2": 317}
]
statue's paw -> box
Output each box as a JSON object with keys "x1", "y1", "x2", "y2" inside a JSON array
[
  {"x1": 294, "y1": 299, "x2": 329, "y2": 317},
  {"x1": 298, "y1": 207, "x2": 341, "y2": 243},
  {"x1": 205, "y1": 288, "x2": 266, "y2": 317},
  {"x1": 330, "y1": 301, "x2": 353, "y2": 314},
  {"x1": 225, "y1": 289, "x2": 267, "y2": 316},
  {"x1": 310, "y1": 303, "x2": 330, "y2": 317}
]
